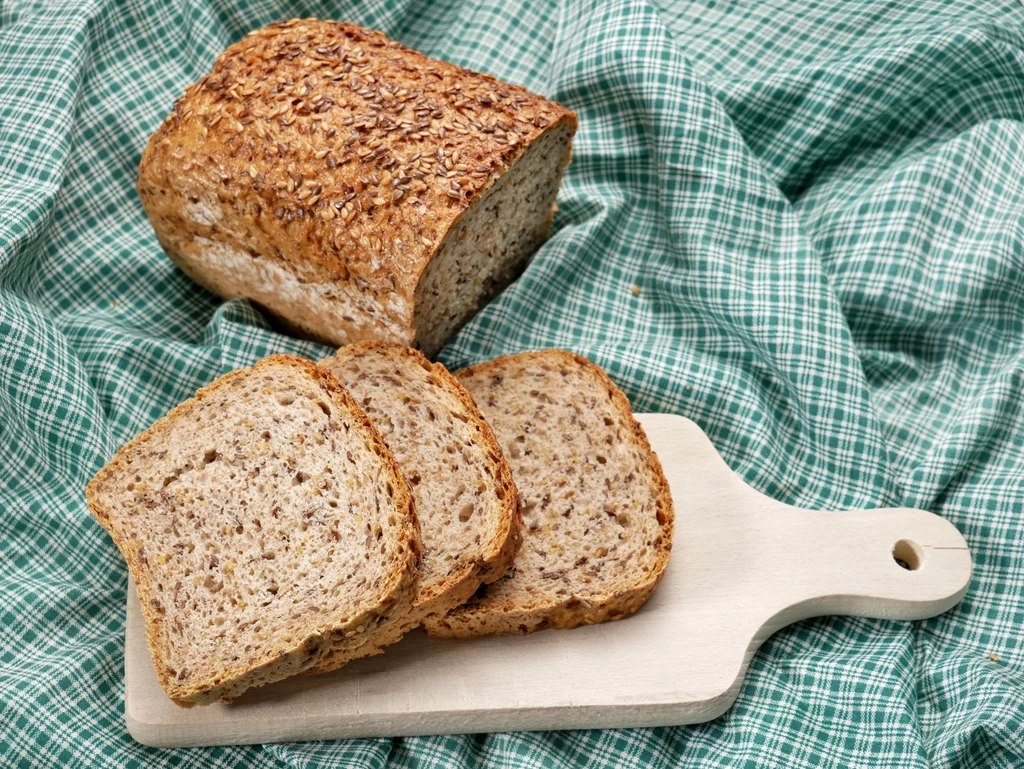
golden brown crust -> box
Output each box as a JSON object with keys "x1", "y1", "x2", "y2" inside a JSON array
[
  {"x1": 308, "y1": 341, "x2": 521, "y2": 673},
  {"x1": 137, "y1": 19, "x2": 577, "y2": 348},
  {"x1": 423, "y1": 349, "x2": 674, "y2": 638},
  {"x1": 85, "y1": 355, "x2": 421, "y2": 705}
]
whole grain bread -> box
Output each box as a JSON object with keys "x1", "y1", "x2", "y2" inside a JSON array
[
  {"x1": 423, "y1": 350, "x2": 674, "y2": 637},
  {"x1": 138, "y1": 19, "x2": 577, "y2": 358},
  {"x1": 312, "y1": 342, "x2": 520, "y2": 671},
  {"x1": 85, "y1": 355, "x2": 421, "y2": 706}
]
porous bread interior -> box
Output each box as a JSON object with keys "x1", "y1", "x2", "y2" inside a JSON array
[
  {"x1": 320, "y1": 346, "x2": 510, "y2": 604},
  {"x1": 413, "y1": 121, "x2": 574, "y2": 357},
  {"x1": 451, "y1": 353, "x2": 666, "y2": 616},
  {"x1": 88, "y1": 360, "x2": 412, "y2": 702}
]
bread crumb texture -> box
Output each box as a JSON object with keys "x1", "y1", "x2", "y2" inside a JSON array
[
  {"x1": 309, "y1": 341, "x2": 520, "y2": 672},
  {"x1": 425, "y1": 349, "x2": 674, "y2": 637},
  {"x1": 85, "y1": 355, "x2": 420, "y2": 705}
]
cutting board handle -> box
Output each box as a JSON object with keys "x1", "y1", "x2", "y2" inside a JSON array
[
  {"x1": 640, "y1": 413, "x2": 973, "y2": 640},
  {"x1": 748, "y1": 501, "x2": 972, "y2": 635}
]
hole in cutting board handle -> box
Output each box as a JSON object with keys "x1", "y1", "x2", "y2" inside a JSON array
[{"x1": 893, "y1": 539, "x2": 923, "y2": 571}]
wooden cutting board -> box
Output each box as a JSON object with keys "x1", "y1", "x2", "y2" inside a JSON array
[{"x1": 123, "y1": 413, "x2": 971, "y2": 748}]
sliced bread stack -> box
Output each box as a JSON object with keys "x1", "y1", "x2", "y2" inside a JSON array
[{"x1": 86, "y1": 348, "x2": 673, "y2": 706}]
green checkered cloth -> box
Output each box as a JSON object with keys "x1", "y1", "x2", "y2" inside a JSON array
[{"x1": 3, "y1": 0, "x2": 1024, "y2": 765}]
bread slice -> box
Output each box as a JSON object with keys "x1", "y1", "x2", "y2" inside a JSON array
[
  {"x1": 85, "y1": 355, "x2": 421, "y2": 705},
  {"x1": 311, "y1": 342, "x2": 520, "y2": 671},
  {"x1": 137, "y1": 19, "x2": 577, "y2": 358},
  {"x1": 423, "y1": 350, "x2": 674, "y2": 637}
]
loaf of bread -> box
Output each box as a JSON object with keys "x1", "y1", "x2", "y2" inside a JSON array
[
  {"x1": 138, "y1": 19, "x2": 577, "y2": 357},
  {"x1": 423, "y1": 350, "x2": 674, "y2": 637},
  {"x1": 85, "y1": 355, "x2": 421, "y2": 705},
  {"x1": 311, "y1": 342, "x2": 520, "y2": 672}
]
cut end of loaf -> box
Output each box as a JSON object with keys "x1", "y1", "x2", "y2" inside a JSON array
[
  {"x1": 412, "y1": 118, "x2": 575, "y2": 358},
  {"x1": 86, "y1": 355, "x2": 420, "y2": 705},
  {"x1": 423, "y1": 349, "x2": 674, "y2": 638}
]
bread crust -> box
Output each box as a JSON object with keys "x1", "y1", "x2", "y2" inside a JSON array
[
  {"x1": 85, "y1": 355, "x2": 421, "y2": 705},
  {"x1": 137, "y1": 19, "x2": 577, "y2": 353},
  {"x1": 309, "y1": 341, "x2": 521, "y2": 672},
  {"x1": 423, "y1": 349, "x2": 675, "y2": 638}
]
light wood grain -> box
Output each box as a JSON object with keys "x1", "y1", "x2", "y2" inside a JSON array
[{"x1": 124, "y1": 414, "x2": 972, "y2": 747}]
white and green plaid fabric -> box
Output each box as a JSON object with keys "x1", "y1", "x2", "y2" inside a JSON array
[{"x1": 3, "y1": 0, "x2": 1024, "y2": 765}]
